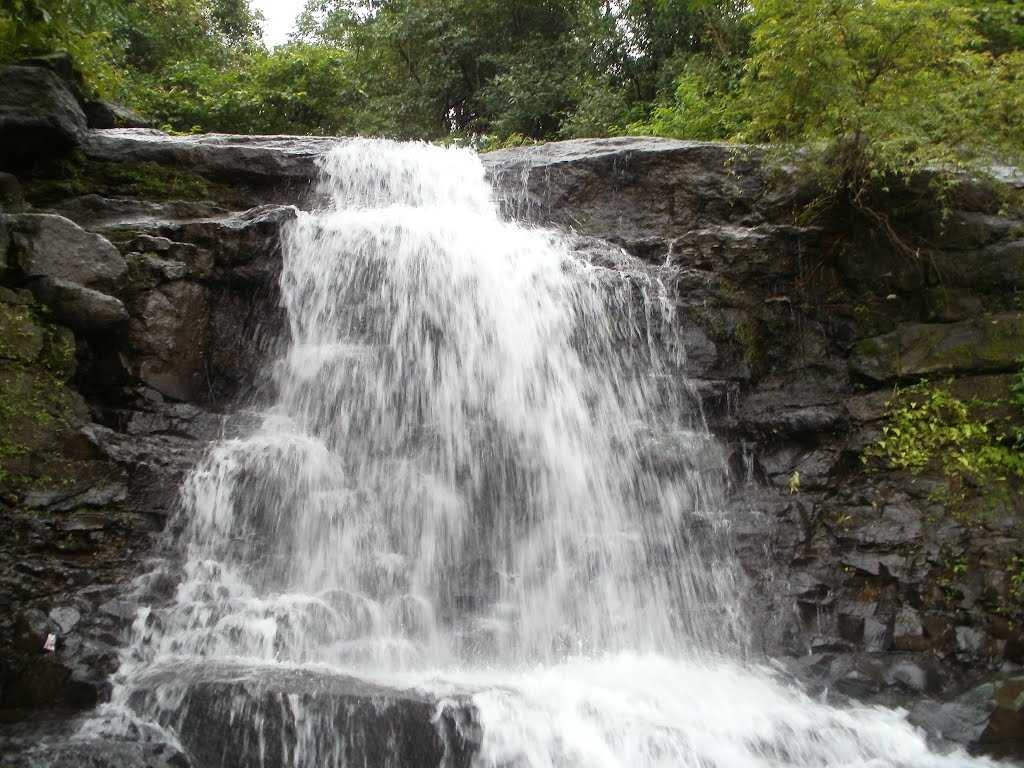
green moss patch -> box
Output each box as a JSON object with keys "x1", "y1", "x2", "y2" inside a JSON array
[
  {"x1": 0, "y1": 295, "x2": 82, "y2": 487},
  {"x1": 24, "y1": 154, "x2": 233, "y2": 207}
]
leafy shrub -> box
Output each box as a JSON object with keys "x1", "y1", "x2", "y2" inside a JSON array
[
  {"x1": 739, "y1": 0, "x2": 1024, "y2": 206},
  {"x1": 865, "y1": 379, "x2": 1024, "y2": 509}
]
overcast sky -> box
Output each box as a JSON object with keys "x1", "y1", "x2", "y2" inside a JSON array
[{"x1": 251, "y1": 0, "x2": 305, "y2": 46}]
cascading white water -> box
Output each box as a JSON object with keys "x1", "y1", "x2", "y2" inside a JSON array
[{"x1": 114, "y1": 139, "x2": 1004, "y2": 768}]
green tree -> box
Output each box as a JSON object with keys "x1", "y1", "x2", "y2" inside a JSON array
[
  {"x1": 739, "y1": 0, "x2": 1024, "y2": 212},
  {"x1": 0, "y1": 0, "x2": 123, "y2": 93}
]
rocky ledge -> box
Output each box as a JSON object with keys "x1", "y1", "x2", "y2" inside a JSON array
[{"x1": 2, "y1": 56, "x2": 1023, "y2": 764}]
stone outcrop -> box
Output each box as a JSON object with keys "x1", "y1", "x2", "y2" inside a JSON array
[
  {"x1": 30, "y1": 277, "x2": 129, "y2": 334},
  {"x1": 0, "y1": 65, "x2": 87, "y2": 166},
  {"x1": 83, "y1": 100, "x2": 152, "y2": 130},
  {"x1": 6, "y1": 213, "x2": 127, "y2": 288},
  {"x1": 851, "y1": 314, "x2": 1024, "y2": 382},
  {"x1": 124, "y1": 662, "x2": 479, "y2": 768},
  {"x1": 83, "y1": 130, "x2": 337, "y2": 186}
]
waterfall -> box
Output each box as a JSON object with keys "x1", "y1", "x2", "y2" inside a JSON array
[{"x1": 109, "y1": 139, "x2": 1001, "y2": 768}]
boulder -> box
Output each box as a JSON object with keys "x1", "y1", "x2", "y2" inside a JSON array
[
  {"x1": 6, "y1": 213, "x2": 127, "y2": 289},
  {"x1": 892, "y1": 607, "x2": 928, "y2": 652},
  {"x1": 937, "y1": 211, "x2": 1021, "y2": 250},
  {"x1": 28, "y1": 276, "x2": 129, "y2": 334},
  {"x1": 84, "y1": 100, "x2": 152, "y2": 130},
  {"x1": 928, "y1": 240, "x2": 1024, "y2": 299},
  {"x1": 910, "y1": 675, "x2": 1024, "y2": 759},
  {"x1": 124, "y1": 661, "x2": 479, "y2": 768},
  {"x1": 83, "y1": 130, "x2": 338, "y2": 185},
  {"x1": 0, "y1": 65, "x2": 86, "y2": 166},
  {"x1": 159, "y1": 204, "x2": 297, "y2": 272},
  {"x1": 16, "y1": 52, "x2": 86, "y2": 101},
  {"x1": 851, "y1": 312, "x2": 1024, "y2": 382}
]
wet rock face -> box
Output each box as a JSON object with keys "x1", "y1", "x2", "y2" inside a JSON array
[
  {"x1": 83, "y1": 130, "x2": 337, "y2": 188},
  {"x1": 851, "y1": 313, "x2": 1024, "y2": 382},
  {"x1": 84, "y1": 101, "x2": 153, "y2": 130},
  {"x1": 0, "y1": 65, "x2": 87, "y2": 166},
  {"x1": 122, "y1": 663, "x2": 479, "y2": 768},
  {"x1": 483, "y1": 138, "x2": 814, "y2": 263},
  {"x1": 0, "y1": 67, "x2": 296, "y2": 725}
]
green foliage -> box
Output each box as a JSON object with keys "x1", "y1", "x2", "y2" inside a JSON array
[
  {"x1": 967, "y1": 0, "x2": 1024, "y2": 54},
  {"x1": 739, "y1": 0, "x2": 1024, "y2": 206},
  {"x1": 629, "y1": 55, "x2": 744, "y2": 140},
  {"x1": 0, "y1": 0, "x2": 265, "y2": 98},
  {"x1": 865, "y1": 379, "x2": 1024, "y2": 511},
  {"x1": 0, "y1": 0, "x2": 122, "y2": 94},
  {"x1": 1011, "y1": 555, "x2": 1024, "y2": 601},
  {"x1": 125, "y1": 43, "x2": 372, "y2": 135},
  {"x1": 1012, "y1": 357, "x2": 1024, "y2": 413}
]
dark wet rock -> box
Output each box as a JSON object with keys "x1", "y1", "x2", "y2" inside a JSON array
[
  {"x1": 668, "y1": 224, "x2": 822, "y2": 277},
  {"x1": 0, "y1": 65, "x2": 87, "y2": 167},
  {"x1": 851, "y1": 313, "x2": 1024, "y2": 382},
  {"x1": 0, "y1": 714, "x2": 191, "y2": 768},
  {"x1": 156, "y1": 204, "x2": 297, "y2": 273},
  {"x1": 484, "y1": 139, "x2": 814, "y2": 256},
  {"x1": 0, "y1": 212, "x2": 8, "y2": 270},
  {"x1": 956, "y1": 626, "x2": 989, "y2": 658},
  {"x1": 910, "y1": 675, "x2": 1024, "y2": 758},
  {"x1": 0, "y1": 171, "x2": 25, "y2": 212},
  {"x1": 893, "y1": 607, "x2": 928, "y2": 652},
  {"x1": 83, "y1": 130, "x2": 337, "y2": 186},
  {"x1": 49, "y1": 607, "x2": 82, "y2": 634},
  {"x1": 85, "y1": 101, "x2": 152, "y2": 130},
  {"x1": 936, "y1": 211, "x2": 1022, "y2": 251},
  {"x1": 52, "y1": 195, "x2": 228, "y2": 230},
  {"x1": 6, "y1": 214, "x2": 126, "y2": 290},
  {"x1": 128, "y1": 280, "x2": 209, "y2": 401},
  {"x1": 24, "y1": 483, "x2": 128, "y2": 513},
  {"x1": 886, "y1": 660, "x2": 931, "y2": 693},
  {"x1": 125, "y1": 662, "x2": 479, "y2": 768},
  {"x1": 29, "y1": 277, "x2": 129, "y2": 334},
  {"x1": 15, "y1": 52, "x2": 86, "y2": 100}
]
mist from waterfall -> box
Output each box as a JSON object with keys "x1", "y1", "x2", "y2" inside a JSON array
[{"x1": 111, "y1": 139, "x2": 1003, "y2": 768}]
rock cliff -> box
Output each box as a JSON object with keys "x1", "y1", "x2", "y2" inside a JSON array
[{"x1": 1, "y1": 59, "x2": 1023, "y2": 762}]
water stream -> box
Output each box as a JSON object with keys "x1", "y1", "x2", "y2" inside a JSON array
[{"x1": 108, "y1": 139, "x2": 1002, "y2": 767}]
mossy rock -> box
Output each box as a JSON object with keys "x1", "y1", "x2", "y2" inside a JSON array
[
  {"x1": 0, "y1": 300, "x2": 46, "y2": 363},
  {"x1": 0, "y1": 290, "x2": 77, "y2": 378},
  {"x1": 23, "y1": 154, "x2": 233, "y2": 207},
  {"x1": 852, "y1": 312, "x2": 1024, "y2": 382},
  {"x1": 0, "y1": 356, "x2": 86, "y2": 486}
]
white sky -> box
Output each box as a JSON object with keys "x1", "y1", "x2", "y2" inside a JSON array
[{"x1": 250, "y1": 0, "x2": 306, "y2": 46}]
